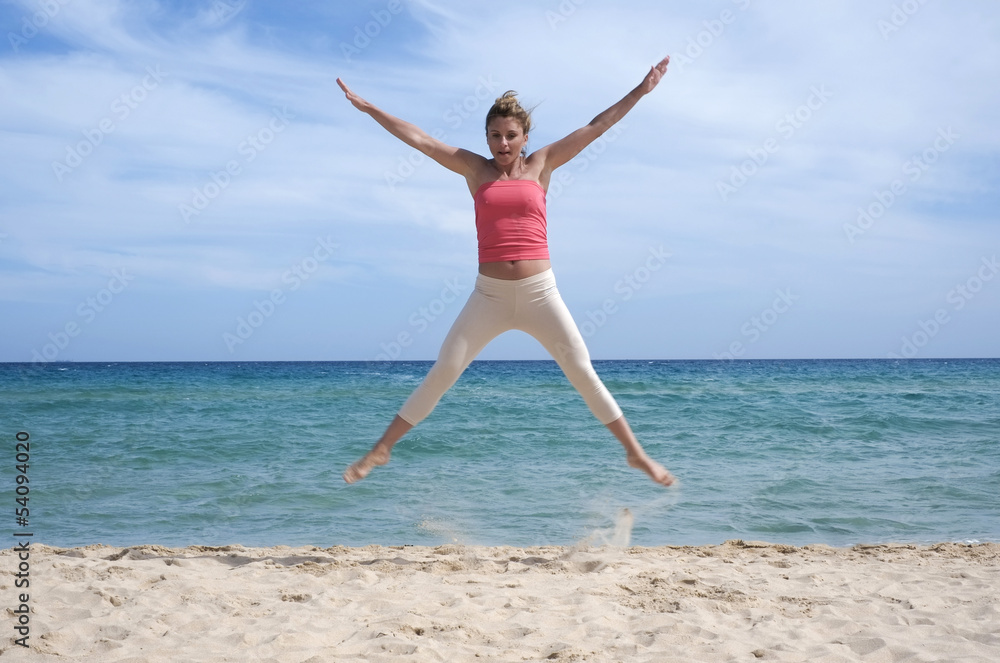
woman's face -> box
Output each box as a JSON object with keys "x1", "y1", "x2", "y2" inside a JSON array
[{"x1": 486, "y1": 116, "x2": 528, "y2": 165}]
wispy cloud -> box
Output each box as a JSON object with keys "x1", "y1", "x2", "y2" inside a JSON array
[{"x1": 1, "y1": 0, "x2": 997, "y2": 361}]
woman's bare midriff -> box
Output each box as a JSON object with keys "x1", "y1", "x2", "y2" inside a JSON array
[{"x1": 478, "y1": 259, "x2": 552, "y2": 280}]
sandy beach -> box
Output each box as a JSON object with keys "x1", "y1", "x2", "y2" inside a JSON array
[{"x1": 3, "y1": 540, "x2": 999, "y2": 662}]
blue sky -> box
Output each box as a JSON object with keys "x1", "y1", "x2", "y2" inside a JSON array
[{"x1": 1, "y1": 0, "x2": 997, "y2": 362}]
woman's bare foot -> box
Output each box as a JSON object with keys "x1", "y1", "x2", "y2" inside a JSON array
[
  {"x1": 627, "y1": 451, "x2": 676, "y2": 487},
  {"x1": 605, "y1": 415, "x2": 676, "y2": 487},
  {"x1": 343, "y1": 446, "x2": 391, "y2": 484},
  {"x1": 343, "y1": 416, "x2": 413, "y2": 484}
]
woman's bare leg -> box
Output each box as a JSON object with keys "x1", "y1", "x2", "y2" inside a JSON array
[
  {"x1": 343, "y1": 415, "x2": 413, "y2": 483},
  {"x1": 606, "y1": 415, "x2": 675, "y2": 486},
  {"x1": 344, "y1": 412, "x2": 674, "y2": 486}
]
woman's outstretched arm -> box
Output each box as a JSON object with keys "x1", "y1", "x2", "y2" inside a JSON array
[
  {"x1": 532, "y1": 56, "x2": 670, "y2": 178},
  {"x1": 337, "y1": 78, "x2": 485, "y2": 178}
]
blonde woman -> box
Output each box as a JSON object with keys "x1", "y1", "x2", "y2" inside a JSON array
[{"x1": 338, "y1": 57, "x2": 674, "y2": 487}]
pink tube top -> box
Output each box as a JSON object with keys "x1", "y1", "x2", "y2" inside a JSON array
[{"x1": 474, "y1": 180, "x2": 550, "y2": 263}]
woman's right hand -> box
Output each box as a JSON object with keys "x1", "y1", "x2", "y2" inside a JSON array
[{"x1": 337, "y1": 78, "x2": 370, "y2": 113}]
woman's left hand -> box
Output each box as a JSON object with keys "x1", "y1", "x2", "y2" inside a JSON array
[{"x1": 639, "y1": 56, "x2": 670, "y2": 95}]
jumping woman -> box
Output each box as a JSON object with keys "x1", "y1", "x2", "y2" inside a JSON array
[{"x1": 338, "y1": 56, "x2": 675, "y2": 487}]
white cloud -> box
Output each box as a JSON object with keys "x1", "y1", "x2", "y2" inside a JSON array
[{"x1": 1, "y1": 0, "x2": 997, "y2": 360}]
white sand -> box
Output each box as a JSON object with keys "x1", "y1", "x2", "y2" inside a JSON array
[{"x1": 3, "y1": 540, "x2": 999, "y2": 662}]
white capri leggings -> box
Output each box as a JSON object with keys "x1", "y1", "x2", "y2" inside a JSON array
[{"x1": 398, "y1": 269, "x2": 624, "y2": 426}]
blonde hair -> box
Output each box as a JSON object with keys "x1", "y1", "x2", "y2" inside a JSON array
[{"x1": 485, "y1": 90, "x2": 533, "y2": 136}]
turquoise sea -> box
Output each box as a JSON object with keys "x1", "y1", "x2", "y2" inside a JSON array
[{"x1": 1, "y1": 359, "x2": 998, "y2": 549}]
